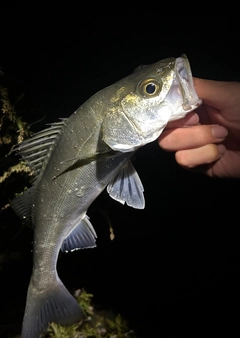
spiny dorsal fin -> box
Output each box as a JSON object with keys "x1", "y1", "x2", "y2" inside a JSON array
[{"x1": 15, "y1": 119, "x2": 67, "y2": 184}]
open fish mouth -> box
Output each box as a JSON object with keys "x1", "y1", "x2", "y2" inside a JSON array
[
  {"x1": 161, "y1": 55, "x2": 202, "y2": 123},
  {"x1": 173, "y1": 55, "x2": 202, "y2": 114}
]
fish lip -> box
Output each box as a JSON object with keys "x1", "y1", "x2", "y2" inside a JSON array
[{"x1": 175, "y1": 55, "x2": 202, "y2": 110}]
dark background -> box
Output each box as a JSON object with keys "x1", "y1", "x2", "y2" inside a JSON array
[{"x1": 0, "y1": 10, "x2": 239, "y2": 338}]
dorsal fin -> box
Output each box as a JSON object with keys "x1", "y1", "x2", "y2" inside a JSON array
[
  {"x1": 14, "y1": 119, "x2": 67, "y2": 184},
  {"x1": 10, "y1": 186, "x2": 35, "y2": 226}
]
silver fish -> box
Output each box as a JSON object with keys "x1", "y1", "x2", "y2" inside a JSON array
[{"x1": 11, "y1": 54, "x2": 201, "y2": 338}]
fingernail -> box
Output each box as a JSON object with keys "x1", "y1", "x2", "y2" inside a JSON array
[
  {"x1": 217, "y1": 144, "x2": 226, "y2": 155},
  {"x1": 185, "y1": 113, "x2": 199, "y2": 125},
  {"x1": 212, "y1": 126, "x2": 228, "y2": 139}
]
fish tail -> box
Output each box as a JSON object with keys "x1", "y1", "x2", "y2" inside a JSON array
[{"x1": 21, "y1": 275, "x2": 84, "y2": 338}]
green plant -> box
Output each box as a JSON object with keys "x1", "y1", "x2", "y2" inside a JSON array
[{"x1": 46, "y1": 289, "x2": 138, "y2": 338}]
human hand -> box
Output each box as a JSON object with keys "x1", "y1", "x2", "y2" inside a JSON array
[{"x1": 158, "y1": 78, "x2": 240, "y2": 178}]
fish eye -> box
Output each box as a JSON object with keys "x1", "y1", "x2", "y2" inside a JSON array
[
  {"x1": 138, "y1": 78, "x2": 161, "y2": 97},
  {"x1": 146, "y1": 83, "x2": 156, "y2": 94}
]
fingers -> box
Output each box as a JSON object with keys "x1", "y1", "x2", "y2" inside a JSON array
[
  {"x1": 193, "y1": 78, "x2": 240, "y2": 110},
  {"x1": 159, "y1": 124, "x2": 228, "y2": 151},
  {"x1": 175, "y1": 144, "x2": 226, "y2": 168},
  {"x1": 165, "y1": 112, "x2": 199, "y2": 129},
  {"x1": 158, "y1": 123, "x2": 228, "y2": 170}
]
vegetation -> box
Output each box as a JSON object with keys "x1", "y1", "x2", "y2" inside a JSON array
[
  {"x1": 0, "y1": 77, "x2": 32, "y2": 211},
  {"x1": 46, "y1": 289, "x2": 137, "y2": 338}
]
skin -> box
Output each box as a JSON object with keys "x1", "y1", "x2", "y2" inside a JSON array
[{"x1": 158, "y1": 78, "x2": 240, "y2": 178}]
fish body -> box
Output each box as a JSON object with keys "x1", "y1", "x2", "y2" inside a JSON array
[{"x1": 11, "y1": 55, "x2": 201, "y2": 338}]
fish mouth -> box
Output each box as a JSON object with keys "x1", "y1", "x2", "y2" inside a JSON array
[{"x1": 175, "y1": 54, "x2": 202, "y2": 111}]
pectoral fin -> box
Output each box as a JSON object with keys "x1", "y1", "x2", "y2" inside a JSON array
[
  {"x1": 56, "y1": 149, "x2": 116, "y2": 178},
  {"x1": 61, "y1": 215, "x2": 97, "y2": 252},
  {"x1": 107, "y1": 160, "x2": 145, "y2": 209}
]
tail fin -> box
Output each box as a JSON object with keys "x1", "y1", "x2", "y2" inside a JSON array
[{"x1": 21, "y1": 276, "x2": 85, "y2": 338}]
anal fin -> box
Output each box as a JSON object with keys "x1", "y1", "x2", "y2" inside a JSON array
[{"x1": 61, "y1": 215, "x2": 97, "y2": 252}]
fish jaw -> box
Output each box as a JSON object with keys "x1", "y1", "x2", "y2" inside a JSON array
[{"x1": 167, "y1": 54, "x2": 202, "y2": 121}]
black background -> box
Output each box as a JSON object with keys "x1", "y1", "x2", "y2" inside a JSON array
[{"x1": 0, "y1": 9, "x2": 239, "y2": 338}]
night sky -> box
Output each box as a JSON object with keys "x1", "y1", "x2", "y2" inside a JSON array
[{"x1": 0, "y1": 11, "x2": 239, "y2": 338}]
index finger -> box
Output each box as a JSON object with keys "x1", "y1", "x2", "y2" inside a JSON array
[
  {"x1": 193, "y1": 78, "x2": 240, "y2": 110},
  {"x1": 163, "y1": 111, "x2": 199, "y2": 130}
]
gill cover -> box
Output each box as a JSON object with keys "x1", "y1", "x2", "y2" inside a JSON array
[{"x1": 102, "y1": 72, "x2": 173, "y2": 152}]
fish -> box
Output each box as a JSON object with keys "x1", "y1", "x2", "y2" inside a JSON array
[{"x1": 10, "y1": 54, "x2": 201, "y2": 338}]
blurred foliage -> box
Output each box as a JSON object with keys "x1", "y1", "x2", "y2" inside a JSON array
[
  {"x1": 0, "y1": 74, "x2": 32, "y2": 211},
  {"x1": 46, "y1": 289, "x2": 137, "y2": 338},
  {"x1": 0, "y1": 71, "x2": 34, "y2": 267}
]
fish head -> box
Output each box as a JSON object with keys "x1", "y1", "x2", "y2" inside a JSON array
[{"x1": 102, "y1": 54, "x2": 202, "y2": 152}]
